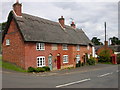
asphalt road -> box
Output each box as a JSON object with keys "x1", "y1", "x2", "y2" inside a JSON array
[{"x1": 2, "y1": 64, "x2": 119, "y2": 88}]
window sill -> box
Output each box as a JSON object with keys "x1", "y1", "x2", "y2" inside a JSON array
[
  {"x1": 37, "y1": 65, "x2": 46, "y2": 67},
  {"x1": 36, "y1": 49, "x2": 45, "y2": 51},
  {"x1": 63, "y1": 49, "x2": 68, "y2": 50},
  {"x1": 63, "y1": 62, "x2": 68, "y2": 64},
  {"x1": 6, "y1": 44, "x2": 10, "y2": 46}
]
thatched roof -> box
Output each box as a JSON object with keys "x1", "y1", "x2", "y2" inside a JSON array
[{"x1": 3, "y1": 11, "x2": 93, "y2": 45}]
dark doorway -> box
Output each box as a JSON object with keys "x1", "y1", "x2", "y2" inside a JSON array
[{"x1": 57, "y1": 55, "x2": 61, "y2": 69}]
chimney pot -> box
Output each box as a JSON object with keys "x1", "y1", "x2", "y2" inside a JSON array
[{"x1": 71, "y1": 21, "x2": 76, "y2": 29}]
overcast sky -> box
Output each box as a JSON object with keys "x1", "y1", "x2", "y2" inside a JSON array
[{"x1": 1, "y1": 0, "x2": 119, "y2": 43}]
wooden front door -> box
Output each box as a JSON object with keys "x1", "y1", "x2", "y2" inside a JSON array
[{"x1": 57, "y1": 56, "x2": 61, "y2": 69}]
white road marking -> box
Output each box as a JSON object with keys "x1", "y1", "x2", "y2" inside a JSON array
[
  {"x1": 97, "y1": 72, "x2": 113, "y2": 78},
  {"x1": 56, "y1": 78, "x2": 91, "y2": 88}
]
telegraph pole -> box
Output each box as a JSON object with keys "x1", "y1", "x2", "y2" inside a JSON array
[{"x1": 105, "y1": 22, "x2": 106, "y2": 42}]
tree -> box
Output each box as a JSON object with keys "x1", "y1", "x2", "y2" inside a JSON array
[
  {"x1": 0, "y1": 22, "x2": 7, "y2": 31},
  {"x1": 0, "y1": 22, "x2": 6, "y2": 54},
  {"x1": 91, "y1": 37, "x2": 103, "y2": 45},
  {"x1": 109, "y1": 36, "x2": 120, "y2": 45}
]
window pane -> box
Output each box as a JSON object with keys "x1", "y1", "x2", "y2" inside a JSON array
[
  {"x1": 76, "y1": 45, "x2": 80, "y2": 50},
  {"x1": 63, "y1": 55, "x2": 68, "y2": 63},
  {"x1": 37, "y1": 60, "x2": 39, "y2": 63},
  {"x1": 63, "y1": 44, "x2": 68, "y2": 50},
  {"x1": 36, "y1": 43, "x2": 45, "y2": 50},
  {"x1": 52, "y1": 44, "x2": 57, "y2": 50},
  {"x1": 40, "y1": 58, "x2": 42, "y2": 60},
  {"x1": 40, "y1": 61, "x2": 42, "y2": 65},
  {"x1": 6, "y1": 39, "x2": 10, "y2": 45},
  {"x1": 37, "y1": 56, "x2": 45, "y2": 67}
]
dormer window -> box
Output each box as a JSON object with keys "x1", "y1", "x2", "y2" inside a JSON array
[
  {"x1": 63, "y1": 44, "x2": 68, "y2": 50},
  {"x1": 6, "y1": 39, "x2": 10, "y2": 46},
  {"x1": 36, "y1": 43, "x2": 45, "y2": 50}
]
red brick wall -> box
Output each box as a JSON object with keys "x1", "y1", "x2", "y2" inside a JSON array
[
  {"x1": 97, "y1": 46, "x2": 113, "y2": 56},
  {"x1": 73, "y1": 45, "x2": 92, "y2": 63},
  {"x1": 2, "y1": 19, "x2": 25, "y2": 68},
  {"x1": 24, "y1": 42, "x2": 92, "y2": 69}
]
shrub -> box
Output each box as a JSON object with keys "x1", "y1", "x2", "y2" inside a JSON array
[
  {"x1": 98, "y1": 50, "x2": 111, "y2": 63},
  {"x1": 76, "y1": 61, "x2": 81, "y2": 67},
  {"x1": 28, "y1": 67, "x2": 36, "y2": 72},
  {"x1": 43, "y1": 66, "x2": 50, "y2": 71},
  {"x1": 35, "y1": 67, "x2": 45, "y2": 72},
  {"x1": 87, "y1": 57, "x2": 96, "y2": 65},
  {"x1": 81, "y1": 62, "x2": 85, "y2": 66},
  {"x1": 27, "y1": 66, "x2": 50, "y2": 73}
]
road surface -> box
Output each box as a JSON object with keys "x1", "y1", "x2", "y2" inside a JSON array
[{"x1": 2, "y1": 64, "x2": 119, "y2": 88}]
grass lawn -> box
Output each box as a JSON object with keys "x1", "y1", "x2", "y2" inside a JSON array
[{"x1": 0, "y1": 56, "x2": 27, "y2": 72}]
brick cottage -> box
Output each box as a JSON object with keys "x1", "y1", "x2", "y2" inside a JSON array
[{"x1": 2, "y1": 1, "x2": 95, "y2": 70}]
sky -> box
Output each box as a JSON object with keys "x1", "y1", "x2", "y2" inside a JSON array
[{"x1": 1, "y1": 0, "x2": 119, "y2": 43}]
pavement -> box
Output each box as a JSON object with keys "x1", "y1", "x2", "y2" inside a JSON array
[{"x1": 1, "y1": 64, "x2": 120, "y2": 88}]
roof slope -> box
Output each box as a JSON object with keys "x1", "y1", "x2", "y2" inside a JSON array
[
  {"x1": 95, "y1": 45, "x2": 120, "y2": 52},
  {"x1": 4, "y1": 11, "x2": 93, "y2": 45}
]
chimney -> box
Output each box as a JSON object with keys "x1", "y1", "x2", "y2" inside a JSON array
[
  {"x1": 104, "y1": 41, "x2": 108, "y2": 47},
  {"x1": 13, "y1": 0, "x2": 22, "y2": 16},
  {"x1": 58, "y1": 16, "x2": 65, "y2": 28},
  {"x1": 71, "y1": 21, "x2": 76, "y2": 28}
]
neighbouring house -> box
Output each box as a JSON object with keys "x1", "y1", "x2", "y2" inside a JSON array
[
  {"x1": 95, "y1": 41, "x2": 120, "y2": 64},
  {"x1": 2, "y1": 1, "x2": 94, "y2": 70},
  {"x1": 96, "y1": 41, "x2": 113, "y2": 55}
]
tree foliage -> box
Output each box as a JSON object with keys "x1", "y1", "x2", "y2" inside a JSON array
[
  {"x1": 91, "y1": 37, "x2": 103, "y2": 45},
  {"x1": 87, "y1": 57, "x2": 96, "y2": 65},
  {"x1": 109, "y1": 36, "x2": 120, "y2": 45},
  {"x1": 0, "y1": 22, "x2": 7, "y2": 31}
]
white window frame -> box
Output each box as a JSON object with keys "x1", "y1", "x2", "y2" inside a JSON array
[
  {"x1": 63, "y1": 55, "x2": 68, "y2": 63},
  {"x1": 76, "y1": 55, "x2": 80, "y2": 63},
  {"x1": 37, "y1": 56, "x2": 45, "y2": 67},
  {"x1": 63, "y1": 44, "x2": 68, "y2": 50},
  {"x1": 36, "y1": 43, "x2": 45, "y2": 50},
  {"x1": 76, "y1": 45, "x2": 80, "y2": 51},
  {"x1": 6, "y1": 39, "x2": 10, "y2": 46}
]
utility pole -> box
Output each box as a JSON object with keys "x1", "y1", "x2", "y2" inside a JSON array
[{"x1": 105, "y1": 22, "x2": 106, "y2": 42}]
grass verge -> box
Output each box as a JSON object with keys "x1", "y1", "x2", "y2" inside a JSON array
[{"x1": 0, "y1": 57, "x2": 26, "y2": 72}]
